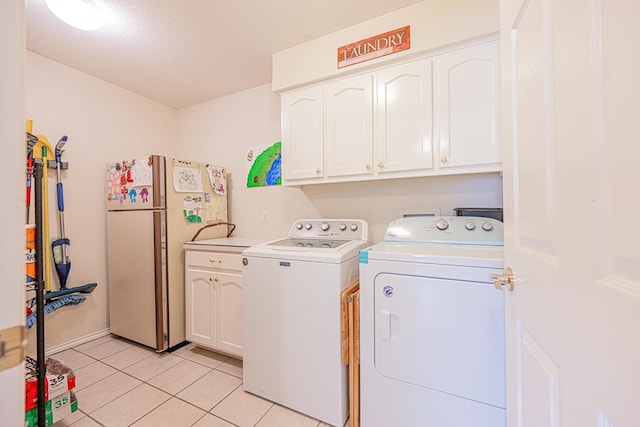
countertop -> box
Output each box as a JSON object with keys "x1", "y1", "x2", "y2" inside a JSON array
[{"x1": 183, "y1": 237, "x2": 266, "y2": 251}]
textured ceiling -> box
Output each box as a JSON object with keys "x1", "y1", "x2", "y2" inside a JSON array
[{"x1": 25, "y1": 0, "x2": 422, "y2": 109}]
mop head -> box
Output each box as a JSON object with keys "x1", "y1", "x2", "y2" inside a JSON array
[{"x1": 26, "y1": 294, "x2": 86, "y2": 329}]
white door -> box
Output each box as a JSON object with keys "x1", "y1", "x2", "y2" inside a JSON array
[
  {"x1": 0, "y1": 1, "x2": 26, "y2": 425},
  {"x1": 501, "y1": 0, "x2": 640, "y2": 425}
]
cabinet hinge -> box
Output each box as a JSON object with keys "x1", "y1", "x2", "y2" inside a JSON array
[{"x1": 0, "y1": 325, "x2": 27, "y2": 371}]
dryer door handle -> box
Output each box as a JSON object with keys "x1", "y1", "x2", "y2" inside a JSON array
[
  {"x1": 380, "y1": 310, "x2": 398, "y2": 341},
  {"x1": 381, "y1": 310, "x2": 390, "y2": 340}
]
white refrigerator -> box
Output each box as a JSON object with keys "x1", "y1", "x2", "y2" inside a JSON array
[{"x1": 106, "y1": 155, "x2": 228, "y2": 351}]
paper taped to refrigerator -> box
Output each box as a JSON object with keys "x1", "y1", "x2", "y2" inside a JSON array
[
  {"x1": 173, "y1": 166, "x2": 203, "y2": 192},
  {"x1": 131, "y1": 159, "x2": 153, "y2": 186},
  {"x1": 183, "y1": 196, "x2": 203, "y2": 223},
  {"x1": 206, "y1": 165, "x2": 226, "y2": 195}
]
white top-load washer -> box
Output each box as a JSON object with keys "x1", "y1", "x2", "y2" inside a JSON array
[
  {"x1": 242, "y1": 219, "x2": 370, "y2": 427},
  {"x1": 359, "y1": 216, "x2": 506, "y2": 427}
]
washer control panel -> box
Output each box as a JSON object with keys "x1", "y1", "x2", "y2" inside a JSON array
[
  {"x1": 384, "y1": 216, "x2": 503, "y2": 246},
  {"x1": 289, "y1": 219, "x2": 368, "y2": 241}
]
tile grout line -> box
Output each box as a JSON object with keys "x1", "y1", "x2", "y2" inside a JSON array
[{"x1": 64, "y1": 337, "x2": 325, "y2": 427}]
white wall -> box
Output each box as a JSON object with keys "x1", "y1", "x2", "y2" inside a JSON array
[
  {"x1": 273, "y1": 0, "x2": 499, "y2": 91},
  {"x1": 177, "y1": 83, "x2": 503, "y2": 243},
  {"x1": 177, "y1": 84, "x2": 320, "y2": 240},
  {"x1": 24, "y1": 51, "x2": 177, "y2": 352}
]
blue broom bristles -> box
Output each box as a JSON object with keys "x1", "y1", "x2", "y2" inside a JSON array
[{"x1": 26, "y1": 294, "x2": 86, "y2": 329}]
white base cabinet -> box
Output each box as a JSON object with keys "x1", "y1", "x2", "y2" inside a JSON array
[{"x1": 185, "y1": 248, "x2": 244, "y2": 357}]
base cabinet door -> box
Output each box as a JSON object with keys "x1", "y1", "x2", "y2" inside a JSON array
[
  {"x1": 185, "y1": 268, "x2": 217, "y2": 350},
  {"x1": 216, "y1": 272, "x2": 243, "y2": 356}
]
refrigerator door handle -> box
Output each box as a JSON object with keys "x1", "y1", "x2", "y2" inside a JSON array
[
  {"x1": 151, "y1": 155, "x2": 166, "y2": 209},
  {"x1": 153, "y1": 209, "x2": 168, "y2": 351}
]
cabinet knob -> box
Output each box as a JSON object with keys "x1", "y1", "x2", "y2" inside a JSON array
[
  {"x1": 378, "y1": 162, "x2": 384, "y2": 169},
  {"x1": 441, "y1": 156, "x2": 448, "y2": 164},
  {"x1": 315, "y1": 168, "x2": 321, "y2": 175},
  {"x1": 366, "y1": 164, "x2": 371, "y2": 171}
]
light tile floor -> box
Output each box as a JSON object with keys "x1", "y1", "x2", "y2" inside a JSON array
[{"x1": 49, "y1": 335, "x2": 338, "y2": 427}]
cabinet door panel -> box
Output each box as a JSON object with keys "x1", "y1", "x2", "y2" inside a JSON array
[
  {"x1": 376, "y1": 59, "x2": 434, "y2": 173},
  {"x1": 436, "y1": 41, "x2": 501, "y2": 169},
  {"x1": 185, "y1": 269, "x2": 216, "y2": 348},
  {"x1": 325, "y1": 75, "x2": 373, "y2": 177},
  {"x1": 282, "y1": 87, "x2": 324, "y2": 181},
  {"x1": 217, "y1": 272, "x2": 243, "y2": 356}
]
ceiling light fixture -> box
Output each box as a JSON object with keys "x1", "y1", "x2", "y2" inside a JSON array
[{"x1": 46, "y1": 0, "x2": 102, "y2": 31}]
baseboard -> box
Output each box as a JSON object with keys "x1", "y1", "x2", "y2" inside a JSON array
[{"x1": 46, "y1": 328, "x2": 111, "y2": 356}]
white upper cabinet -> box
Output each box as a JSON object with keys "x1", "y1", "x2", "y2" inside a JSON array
[
  {"x1": 375, "y1": 58, "x2": 434, "y2": 174},
  {"x1": 281, "y1": 86, "x2": 324, "y2": 181},
  {"x1": 325, "y1": 74, "x2": 373, "y2": 178},
  {"x1": 280, "y1": 39, "x2": 500, "y2": 185},
  {"x1": 435, "y1": 41, "x2": 501, "y2": 171}
]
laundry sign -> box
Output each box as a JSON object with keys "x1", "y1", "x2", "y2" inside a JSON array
[{"x1": 337, "y1": 25, "x2": 410, "y2": 68}]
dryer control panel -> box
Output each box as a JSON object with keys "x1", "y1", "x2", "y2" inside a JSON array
[{"x1": 384, "y1": 216, "x2": 503, "y2": 246}]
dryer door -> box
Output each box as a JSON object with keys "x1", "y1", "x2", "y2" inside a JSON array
[{"x1": 374, "y1": 273, "x2": 505, "y2": 408}]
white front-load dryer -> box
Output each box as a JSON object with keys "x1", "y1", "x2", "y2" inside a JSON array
[{"x1": 359, "y1": 216, "x2": 506, "y2": 427}]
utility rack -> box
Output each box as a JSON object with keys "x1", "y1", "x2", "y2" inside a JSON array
[{"x1": 25, "y1": 121, "x2": 96, "y2": 426}]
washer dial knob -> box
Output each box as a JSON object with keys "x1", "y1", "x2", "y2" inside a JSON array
[
  {"x1": 305, "y1": 223, "x2": 313, "y2": 230},
  {"x1": 296, "y1": 223, "x2": 303, "y2": 230},
  {"x1": 350, "y1": 223, "x2": 358, "y2": 231},
  {"x1": 436, "y1": 219, "x2": 450, "y2": 231},
  {"x1": 482, "y1": 222, "x2": 494, "y2": 231},
  {"x1": 465, "y1": 221, "x2": 476, "y2": 231},
  {"x1": 321, "y1": 223, "x2": 330, "y2": 231},
  {"x1": 339, "y1": 224, "x2": 347, "y2": 231}
]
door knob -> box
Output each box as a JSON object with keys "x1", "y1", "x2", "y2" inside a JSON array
[{"x1": 490, "y1": 267, "x2": 515, "y2": 291}]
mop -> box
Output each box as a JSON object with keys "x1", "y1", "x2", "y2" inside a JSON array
[{"x1": 49, "y1": 135, "x2": 98, "y2": 298}]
